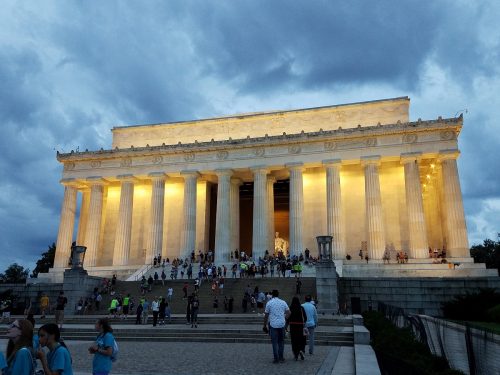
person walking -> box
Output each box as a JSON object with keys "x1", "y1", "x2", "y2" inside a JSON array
[
  {"x1": 40, "y1": 293, "x2": 49, "y2": 319},
  {"x1": 142, "y1": 298, "x2": 150, "y2": 325},
  {"x1": 55, "y1": 292, "x2": 67, "y2": 331},
  {"x1": 135, "y1": 301, "x2": 143, "y2": 325},
  {"x1": 302, "y1": 295, "x2": 318, "y2": 355},
  {"x1": 36, "y1": 323, "x2": 73, "y2": 375},
  {"x1": 263, "y1": 289, "x2": 290, "y2": 364},
  {"x1": 287, "y1": 296, "x2": 307, "y2": 360},
  {"x1": 4, "y1": 319, "x2": 36, "y2": 375},
  {"x1": 89, "y1": 318, "x2": 115, "y2": 375}
]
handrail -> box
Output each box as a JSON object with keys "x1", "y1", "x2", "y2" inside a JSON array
[{"x1": 134, "y1": 263, "x2": 153, "y2": 281}]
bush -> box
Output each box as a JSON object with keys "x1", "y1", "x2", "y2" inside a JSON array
[
  {"x1": 363, "y1": 311, "x2": 464, "y2": 375},
  {"x1": 442, "y1": 288, "x2": 500, "y2": 322},
  {"x1": 486, "y1": 304, "x2": 500, "y2": 323}
]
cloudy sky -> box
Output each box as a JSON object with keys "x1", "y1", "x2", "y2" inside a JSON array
[{"x1": 1, "y1": 1, "x2": 499, "y2": 273}]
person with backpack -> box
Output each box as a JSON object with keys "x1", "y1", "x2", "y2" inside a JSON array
[
  {"x1": 4, "y1": 319, "x2": 36, "y2": 375},
  {"x1": 36, "y1": 323, "x2": 73, "y2": 375},
  {"x1": 55, "y1": 291, "x2": 67, "y2": 330},
  {"x1": 89, "y1": 318, "x2": 116, "y2": 375},
  {"x1": 190, "y1": 294, "x2": 200, "y2": 328}
]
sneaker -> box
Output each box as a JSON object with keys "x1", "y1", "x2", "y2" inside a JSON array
[
  {"x1": 272, "y1": 359, "x2": 279, "y2": 364},
  {"x1": 279, "y1": 358, "x2": 285, "y2": 363}
]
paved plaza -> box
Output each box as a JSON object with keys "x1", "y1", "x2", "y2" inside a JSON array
[{"x1": 1, "y1": 338, "x2": 350, "y2": 375}]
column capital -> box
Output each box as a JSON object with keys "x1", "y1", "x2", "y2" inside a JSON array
[
  {"x1": 86, "y1": 177, "x2": 108, "y2": 186},
  {"x1": 400, "y1": 152, "x2": 422, "y2": 165},
  {"x1": 250, "y1": 166, "x2": 269, "y2": 174},
  {"x1": 360, "y1": 155, "x2": 381, "y2": 167},
  {"x1": 322, "y1": 159, "x2": 342, "y2": 167},
  {"x1": 60, "y1": 178, "x2": 78, "y2": 187},
  {"x1": 180, "y1": 170, "x2": 200, "y2": 179},
  {"x1": 438, "y1": 149, "x2": 460, "y2": 161},
  {"x1": 116, "y1": 174, "x2": 138, "y2": 183},
  {"x1": 215, "y1": 169, "x2": 233, "y2": 178},
  {"x1": 267, "y1": 175, "x2": 277, "y2": 184},
  {"x1": 148, "y1": 172, "x2": 167, "y2": 181},
  {"x1": 231, "y1": 177, "x2": 243, "y2": 186},
  {"x1": 285, "y1": 162, "x2": 304, "y2": 171}
]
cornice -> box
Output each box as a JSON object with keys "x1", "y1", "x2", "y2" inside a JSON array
[{"x1": 57, "y1": 116, "x2": 462, "y2": 163}]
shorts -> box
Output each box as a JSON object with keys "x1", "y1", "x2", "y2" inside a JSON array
[
  {"x1": 123, "y1": 305, "x2": 129, "y2": 314},
  {"x1": 55, "y1": 310, "x2": 64, "y2": 324}
]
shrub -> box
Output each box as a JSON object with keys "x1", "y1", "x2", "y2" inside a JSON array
[
  {"x1": 442, "y1": 288, "x2": 500, "y2": 322},
  {"x1": 486, "y1": 304, "x2": 500, "y2": 323}
]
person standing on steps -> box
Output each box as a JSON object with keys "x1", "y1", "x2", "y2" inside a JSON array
[
  {"x1": 263, "y1": 289, "x2": 290, "y2": 364},
  {"x1": 151, "y1": 297, "x2": 159, "y2": 327},
  {"x1": 190, "y1": 294, "x2": 199, "y2": 328},
  {"x1": 296, "y1": 277, "x2": 302, "y2": 295}
]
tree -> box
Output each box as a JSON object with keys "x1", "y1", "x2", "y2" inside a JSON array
[
  {"x1": 0, "y1": 263, "x2": 29, "y2": 283},
  {"x1": 470, "y1": 238, "x2": 500, "y2": 275},
  {"x1": 31, "y1": 243, "x2": 56, "y2": 278}
]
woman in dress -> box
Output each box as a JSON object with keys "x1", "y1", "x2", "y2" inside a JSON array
[
  {"x1": 4, "y1": 319, "x2": 35, "y2": 375},
  {"x1": 287, "y1": 296, "x2": 307, "y2": 360},
  {"x1": 37, "y1": 323, "x2": 73, "y2": 375}
]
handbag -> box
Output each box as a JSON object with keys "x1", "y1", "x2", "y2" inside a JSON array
[{"x1": 303, "y1": 327, "x2": 309, "y2": 336}]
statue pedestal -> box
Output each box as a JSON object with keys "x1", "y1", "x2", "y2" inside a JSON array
[{"x1": 315, "y1": 260, "x2": 339, "y2": 314}]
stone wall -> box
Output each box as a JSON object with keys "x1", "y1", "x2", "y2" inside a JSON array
[{"x1": 339, "y1": 276, "x2": 500, "y2": 316}]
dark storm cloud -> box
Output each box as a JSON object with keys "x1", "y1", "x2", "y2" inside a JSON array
[{"x1": 184, "y1": 0, "x2": 442, "y2": 93}]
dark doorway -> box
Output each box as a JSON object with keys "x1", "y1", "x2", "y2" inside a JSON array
[
  {"x1": 351, "y1": 297, "x2": 361, "y2": 314},
  {"x1": 274, "y1": 179, "x2": 290, "y2": 243}
]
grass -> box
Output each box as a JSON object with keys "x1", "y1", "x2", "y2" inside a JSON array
[{"x1": 449, "y1": 320, "x2": 500, "y2": 335}]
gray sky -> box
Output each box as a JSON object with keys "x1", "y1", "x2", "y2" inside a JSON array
[{"x1": 0, "y1": 1, "x2": 499, "y2": 272}]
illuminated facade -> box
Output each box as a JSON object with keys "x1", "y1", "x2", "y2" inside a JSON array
[{"x1": 52, "y1": 97, "x2": 472, "y2": 277}]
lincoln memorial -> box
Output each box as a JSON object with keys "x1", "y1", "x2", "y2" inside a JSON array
[{"x1": 49, "y1": 97, "x2": 479, "y2": 279}]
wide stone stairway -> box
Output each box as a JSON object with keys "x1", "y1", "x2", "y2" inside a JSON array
[{"x1": 98, "y1": 276, "x2": 317, "y2": 315}]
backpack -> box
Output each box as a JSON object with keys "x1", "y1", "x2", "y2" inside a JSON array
[{"x1": 111, "y1": 337, "x2": 119, "y2": 362}]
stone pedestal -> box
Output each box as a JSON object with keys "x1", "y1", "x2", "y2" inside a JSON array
[
  {"x1": 62, "y1": 268, "x2": 101, "y2": 314},
  {"x1": 315, "y1": 260, "x2": 340, "y2": 314}
]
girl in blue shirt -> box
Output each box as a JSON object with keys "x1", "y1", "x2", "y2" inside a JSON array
[
  {"x1": 4, "y1": 319, "x2": 35, "y2": 375},
  {"x1": 89, "y1": 318, "x2": 114, "y2": 375},
  {"x1": 37, "y1": 323, "x2": 73, "y2": 375}
]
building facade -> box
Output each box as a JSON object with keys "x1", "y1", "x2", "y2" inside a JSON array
[{"x1": 52, "y1": 97, "x2": 469, "y2": 275}]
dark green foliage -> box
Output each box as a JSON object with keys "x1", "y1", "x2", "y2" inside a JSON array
[
  {"x1": 442, "y1": 288, "x2": 500, "y2": 322},
  {"x1": 363, "y1": 311, "x2": 464, "y2": 375},
  {"x1": 486, "y1": 304, "x2": 500, "y2": 323},
  {"x1": 31, "y1": 242, "x2": 56, "y2": 277},
  {"x1": 470, "y1": 239, "x2": 500, "y2": 275},
  {"x1": 0, "y1": 263, "x2": 29, "y2": 283}
]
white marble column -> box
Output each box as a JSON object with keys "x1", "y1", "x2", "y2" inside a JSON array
[
  {"x1": 267, "y1": 177, "x2": 276, "y2": 255},
  {"x1": 214, "y1": 170, "x2": 232, "y2": 264},
  {"x1": 252, "y1": 167, "x2": 269, "y2": 261},
  {"x1": 230, "y1": 178, "x2": 242, "y2": 255},
  {"x1": 54, "y1": 179, "x2": 78, "y2": 268},
  {"x1": 112, "y1": 175, "x2": 136, "y2": 266},
  {"x1": 76, "y1": 189, "x2": 90, "y2": 246},
  {"x1": 439, "y1": 150, "x2": 469, "y2": 257},
  {"x1": 180, "y1": 171, "x2": 199, "y2": 261},
  {"x1": 147, "y1": 172, "x2": 166, "y2": 264},
  {"x1": 401, "y1": 154, "x2": 428, "y2": 258},
  {"x1": 362, "y1": 157, "x2": 385, "y2": 260},
  {"x1": 324, "y1": 159, "x2": 345, "y2": 259},
  {"x1": 83, "y1": 178, "x2": 106, "y2": 267},
  {"x1": 288, "y1": 163, "x2": 304, "y2": 257}
]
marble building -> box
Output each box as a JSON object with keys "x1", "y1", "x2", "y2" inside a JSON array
[{"x1": 51, "y1": 97, "x2": 471, "y2": 277}]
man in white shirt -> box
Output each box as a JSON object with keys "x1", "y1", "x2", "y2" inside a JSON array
[
  {"x1": 151, "y1": 298, "x2": 160, "y2": 327},
  {"x1": 167, "y1": 287, "x2": 173, "y2": 302},
  {"x1": 263, "y1": 289, "x2": 290, "y2": 363}
]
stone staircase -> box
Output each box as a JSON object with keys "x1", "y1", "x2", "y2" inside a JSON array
[{"x1": 98, "y1": 277, "x2": 317, "y2": 315}]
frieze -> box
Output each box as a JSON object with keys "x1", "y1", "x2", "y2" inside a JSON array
[
  {"x1": 288, "y1": 145, "x2": 302, "y2": 154},
  {"x1": 365, "y1": 138, "x2": 377, "y2": 147},
  {"x1": 64, "y1": 162, "x2": 75, "y2": 171},
  {"x1": 216, "y1": 151, "x2": 229, "y2": 160},
  {"x1": 253, "y1": 147, "x2": 265, "y2": 157},
  {"x1": 324, "y1": 141, "x2": 337, "y2": 151},
  {"x1": 440, "y1": 130, "x2": 455, "y2": 141},
  {"x1": 152, "y1": 155, "x2": 163, "y2": 164},
  {"x1": 91, "y1": 161, "x2": 101, "y2": 168},
  {"x1": 184, "y1": 152, "x2": 195, "y2": 162},
  {"x1": 120, "y1": 158, "x2": 132, "y2": 167},
  {"x1": 402, "y1": 134, "x2": 418, "y2": 143}
]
